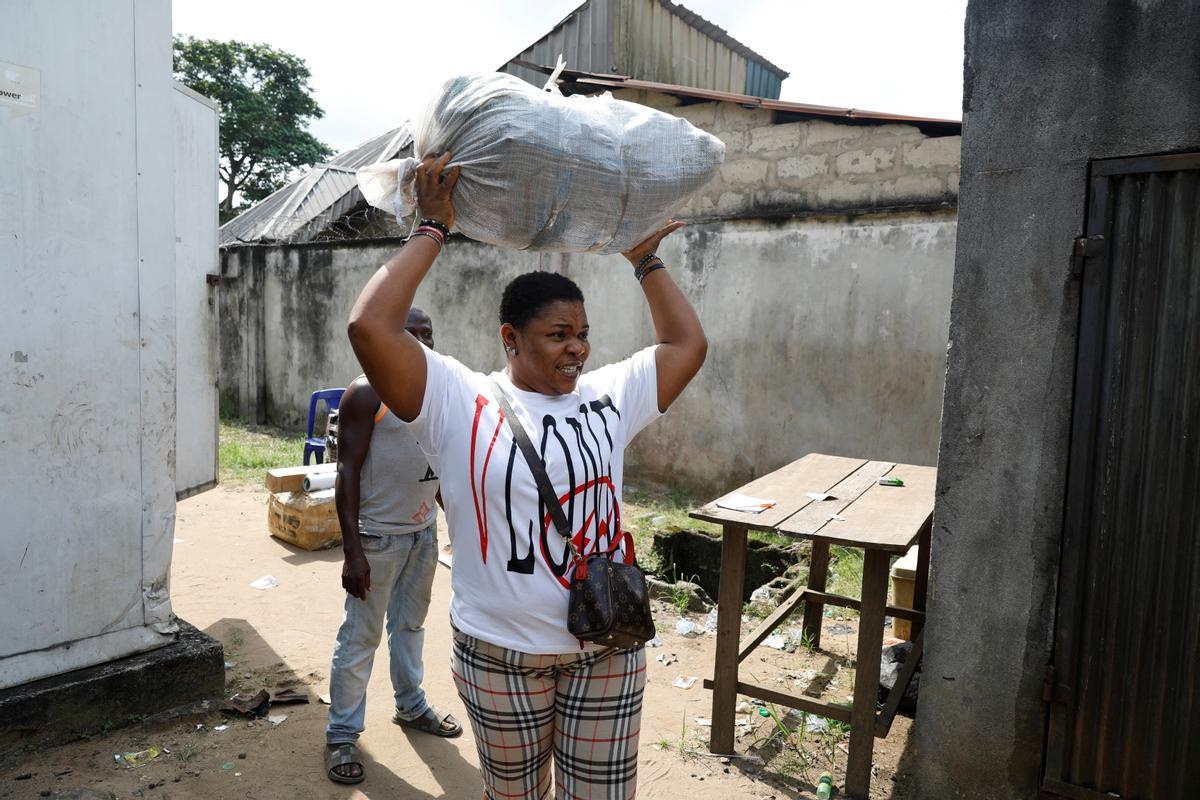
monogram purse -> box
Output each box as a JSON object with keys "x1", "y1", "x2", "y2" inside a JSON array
[{"x1": 490, "y1": 380, "x2": 656, "y2": 649}]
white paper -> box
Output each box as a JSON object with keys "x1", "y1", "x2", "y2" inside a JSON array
[
  {"x1": 249, "y1": 575, "x2": 279, "y2": 590},
  {"x1": 715, "y1": 492, "x2": 777, "y2": 514},
  {"x1": 828, "y1": 514, "x2": 847, "y2": 522},
  {"x1": 0, "y1": 62, "x2": 40, "y2": 118},
  {"x1": 671, "y1": 675, "x2": 698, "y2": 690},
  {"x1": 764, "y1": 633, "x2": 787, "y2": 649},
  {"x1": 268, "y1": 714, "x2": 288, "y2": 725},
  {"x1": 805, "y1": 492, "x2": 835, "y2": 502}
]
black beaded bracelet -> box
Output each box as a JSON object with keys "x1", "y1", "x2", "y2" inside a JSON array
[
  {"x1": 419, "y1": 218, "x2": 450, "y2": 238},
  {"x1": 637, "y1": 252, "x2": 658, "y2": 269},
  {"x1": 635, "y1": 258, "x2": 666, "y2": 283},
  {"x1": 638, "y1": 262, "x2": 666, "y2": 283}
]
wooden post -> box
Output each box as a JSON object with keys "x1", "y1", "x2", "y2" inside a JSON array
[
  {"x1": 801, "y1": 539, "x2": 831, "y2": 649},
  {"x1": 911, "y1": 517, "x2": 932, "y2": 640},
  {"x1": 710, "y1": 524, "x2": 747, "y2": 754},
  {"x1": 846, "y1": 549, "x2": 889, "y2": 799}
]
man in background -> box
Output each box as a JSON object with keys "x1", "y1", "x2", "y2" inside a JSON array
[{"x1": 325, "y1": 308, "x2": 461, "y2": 785}]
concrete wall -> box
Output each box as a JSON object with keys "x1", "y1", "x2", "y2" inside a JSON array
[
  {"x1": 0, "y1": 1, "x2": 178, "y2": 688},
  {"x1": 174, "y1": 83, "x2": 220, "y2": 498},
  {"x1": 913, "y1": 2, "x2": 1200, "y2": 798},
  {"x1": 220, "y1": 207, "x2": 956, "y2": 495},
  {"x1": 609, "y1": 88, "x2": 960, "y2": 221}
]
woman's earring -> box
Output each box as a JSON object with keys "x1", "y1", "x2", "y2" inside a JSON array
[{"x1": 505, "y1": 345, "x2": 517, "y2": 356}]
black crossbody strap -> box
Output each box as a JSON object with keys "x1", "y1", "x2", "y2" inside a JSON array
[{"x1": 488, "y1": 379, "x2": 579, "y2": 557}]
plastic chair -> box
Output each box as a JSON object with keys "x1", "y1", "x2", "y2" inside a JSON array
[{"x1": 303, "y1": 388, "x2": 345, "y2": 465}]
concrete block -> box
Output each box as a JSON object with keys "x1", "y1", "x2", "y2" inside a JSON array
[
  {"x1": 0, "y1": 619, "x2": 224, "y2": 755},
  {"x1": 815, "y1": 180, "x2": 876, "y2": 207},
  {"x1": 887, "y1": 175, "x2": 949, "y2": 202},
  {"x1": 836, "y1": 147, "x2": 896, "y2": 175},
  {"x1": 903, "y1": 136, "x2": 962, "y2": 170},
  {"x1": 948, "y1": 171, "x2": 960, "y2": 194},
  {"x1": 720, "y1": 159, "x2": 770, "y2": 185},
  {"x1": 718, "y1": 104, "x2": 774, "y2": 130},
  {"x1": 674, "y1": 102, "x2": 718, "y2": 129},
  {"x1": 748, "y1": 122, "x2": 804, "y2": 153},
  {"x1": 777, "y1": 153, "x2": 830, "y2": 181},
  {"x1": 805, "y1": 119, "x2": 870, "y2": 146},
  {"x1": 716, "y1": 191, "x2": 748, "y2": 214},
  {"x1": 715, "y1": 129, "x2": 747, "y2": 150}
]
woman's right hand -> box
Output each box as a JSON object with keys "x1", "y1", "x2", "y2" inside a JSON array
[{"x1": 415, "y1": 152, "x2": 461, "y2": 229}]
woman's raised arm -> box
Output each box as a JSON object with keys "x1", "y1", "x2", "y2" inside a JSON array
[
  {"x1": 347, "y1": 154, "x2": 459, "y2": 421},
  {"x1": 622, "y1": 222, "x2": 708, "y2": 411}
]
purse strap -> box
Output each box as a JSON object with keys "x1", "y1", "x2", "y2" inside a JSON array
[{"x1": 488, "y1": 378, "x2": 583, "y2": 567}]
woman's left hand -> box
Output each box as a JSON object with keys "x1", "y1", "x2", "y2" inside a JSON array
[
  {"x1": 622, "y1": 220, "x2": 685, "y2": 265},
  {"x1": 415, "y1": 152, "x2": 461, "y2": 229}
]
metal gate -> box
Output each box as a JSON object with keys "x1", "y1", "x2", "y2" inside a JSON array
[{"x1": 1044, "y1": 152, "x2": 1200, "y2": 799}]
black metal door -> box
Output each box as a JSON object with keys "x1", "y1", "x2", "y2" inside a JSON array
[{"x1": 1044, "y1": 152, "x2": 1200, "y2": 800}]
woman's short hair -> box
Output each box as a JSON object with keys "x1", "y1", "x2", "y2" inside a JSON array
[{"x1": 499, "y1": 271, "x2": 585, "y2": 330}]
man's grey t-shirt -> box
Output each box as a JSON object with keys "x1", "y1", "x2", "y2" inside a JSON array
[{"x1": 359, "y1": 403, "x2": 439, "y2": 535}]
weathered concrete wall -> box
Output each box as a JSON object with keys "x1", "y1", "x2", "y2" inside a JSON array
[
  {"x1": 220, "y1": 209, "x2": 956, "y2": 494},
  {"x1": 913, "y1": 3, "x2": 1200, "y2": 798},
  {"x1": 0, "y1": 1, "x2": 178, "y2": 689},
  {"x1": 609, "y1": 89, "x2": 960, "y2": 221}
]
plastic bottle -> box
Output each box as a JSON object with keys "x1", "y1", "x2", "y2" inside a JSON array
[{"x1": 815, "y1": 772, "x2": 834, "y2": 800}]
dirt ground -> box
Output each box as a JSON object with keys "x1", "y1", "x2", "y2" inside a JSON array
[{"x1": 1, "y1": 486, "x2": 917, "y2": 800}]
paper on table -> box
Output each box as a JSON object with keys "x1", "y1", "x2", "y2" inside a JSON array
[
  {"x1": 715, "y1": 492, "x2": 777, "y2": 513},
  {"x1": 805, "y1": 491, "x2": 836, "y2": 502},
  {"x1": 303, "y1": 472, "x2": 336, "y2": 492}
]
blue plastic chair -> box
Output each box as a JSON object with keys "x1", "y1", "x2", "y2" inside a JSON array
[{"x1": 303, "y1": 387, "x2": 345, "y2": 465}]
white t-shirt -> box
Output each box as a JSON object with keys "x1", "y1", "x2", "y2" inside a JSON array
[{"x1": 403, "y1": 344, "x2": 663, "y2": 654}]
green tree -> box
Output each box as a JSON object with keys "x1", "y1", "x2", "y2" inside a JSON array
[{"x1": 173, "y1": 37, "x2": 333, "y2": 223}]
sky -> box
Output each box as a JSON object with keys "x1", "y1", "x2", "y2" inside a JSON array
[{"x1": 173, "y1": 0, "x2": 968, "y2": 156}]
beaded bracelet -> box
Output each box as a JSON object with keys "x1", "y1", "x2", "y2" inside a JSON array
[
  {"x1": 637, "y1": 252, "x2": 658, "y2": 269},
  {"x1": 419, "y1": 218, "x2": 451, "y2": 238},
  {"x1": 637, "y1": 262, "x2": 666, "y2": 284},
  {"x1": 414, "y1": 224, "x2": 446, "y2": 247},
  {"x1": 409, "y1": 230, "x2": 444, "y2": 249}
]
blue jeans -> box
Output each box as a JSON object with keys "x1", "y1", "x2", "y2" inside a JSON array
[{"x1": 326, "y1": 525, "x2": 437, "y2": 744}]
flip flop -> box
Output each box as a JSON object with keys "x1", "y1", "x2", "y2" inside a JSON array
[
  {"x1": 326, "y1": 742, "x2": 365, "y2": 784},
  {"x1": 393, "y1": 705, "x2": 463, "y2": 738}
]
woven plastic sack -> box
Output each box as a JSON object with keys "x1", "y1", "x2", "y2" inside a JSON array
[{"x1": 357, "y1": 73, "x2": 724, "y2": 254}]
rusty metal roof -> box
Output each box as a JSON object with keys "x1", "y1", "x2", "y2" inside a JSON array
[{"x1": 515, "y1": 61, "x2": 962, "y2": 133}]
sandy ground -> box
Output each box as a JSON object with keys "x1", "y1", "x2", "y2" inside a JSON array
[{"x1": 1, "y1": 486, "x2": 916, "y2": 800}]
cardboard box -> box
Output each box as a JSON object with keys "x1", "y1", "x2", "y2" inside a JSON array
[
  {"x1": 267, "y1": 489, "x2": 341, "y2": 551},
  {"x1": 890, "y1": 545, "x2": 920, "y2": 640},
  {"x1": 265, "y1": 462, "x2": 336, "y2": 494}
]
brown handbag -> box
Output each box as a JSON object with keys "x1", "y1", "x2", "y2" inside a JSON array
[{"x1": 490, "y1": 380, "x2": 655, "y2": 649}]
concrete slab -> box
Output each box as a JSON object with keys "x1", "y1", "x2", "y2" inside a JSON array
[{"x1": 0, "y1": 620, "x2": 223, "y2": 761}]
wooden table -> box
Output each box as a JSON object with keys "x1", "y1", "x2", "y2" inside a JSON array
[{"x1": 690, "y1": 453, "x2": 935, "y2": 799}]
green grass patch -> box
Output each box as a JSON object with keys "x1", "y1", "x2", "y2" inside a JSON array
[
  {"x1": 826, "y1": 545, "x2": 865, "y2": 615},
  {"x1": 219, "y1": 418, "x2": 305, "y2": 485}
]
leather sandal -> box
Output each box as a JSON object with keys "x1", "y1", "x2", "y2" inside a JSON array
[
  {"x1": 326, "y1": 742, "x2": 365, "y2": 784},
  {"x1": 392, "y1": 705, "x2": 463, "y2": 738}
]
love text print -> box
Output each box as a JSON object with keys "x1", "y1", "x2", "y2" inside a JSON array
[{"x1": 469, "y1": 394, "x2": 635, "y2": 588}]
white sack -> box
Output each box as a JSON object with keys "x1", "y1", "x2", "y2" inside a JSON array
[{"x1": 357, "y1": 73, "x2": 725, "y2": 254}]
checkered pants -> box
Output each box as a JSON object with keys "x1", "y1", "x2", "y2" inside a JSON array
[{"x1": 451, "y1": 629, "x2": 647, "y2": 800}]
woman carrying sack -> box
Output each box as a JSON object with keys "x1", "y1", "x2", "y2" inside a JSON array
[{"x1": 347, "y1": 153, "x2": 707, "y2": 799}]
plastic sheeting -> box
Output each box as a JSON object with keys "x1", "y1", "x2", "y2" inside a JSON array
[{"x1": 358, "y1": 73, "x2": 724, "y2": 254}]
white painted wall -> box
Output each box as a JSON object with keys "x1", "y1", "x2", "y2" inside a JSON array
[
  {"x1": 0, "y1": 0, "x2": 178, "y2": 689},
  {"x1": 174, "y1": 83, "x2": 219, "y2": 499}
]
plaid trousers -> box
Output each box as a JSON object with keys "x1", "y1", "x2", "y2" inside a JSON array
[{"x1": 451, "y1": 628, "x2": 647, "y2": 800}]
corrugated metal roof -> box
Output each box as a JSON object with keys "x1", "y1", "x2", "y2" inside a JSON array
[
  {"x1": 501, "y1": 0, "x2": 788, "y2": 97},
  {"x1": 219, "y1": 125, "x2": 412, "y2": 246},
  {"x1": 654, "y1": 0, "x2": 788, "y2": 79}
]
